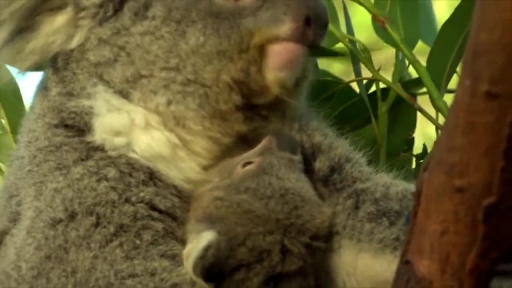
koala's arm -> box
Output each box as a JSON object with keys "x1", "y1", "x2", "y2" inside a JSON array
[
  {"x1": 289, "y1": 117, "x2": 415, "y2": 286},
  {"x1": 293, "y1": 118, "x2": 414, "y2": 247}
]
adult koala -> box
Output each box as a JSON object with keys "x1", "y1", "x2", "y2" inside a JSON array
[{"x1": 0, "y1": 0, "x2": 414, "y2": 287}]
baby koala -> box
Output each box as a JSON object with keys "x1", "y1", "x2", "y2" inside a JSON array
[{"x1": 182, "y1": 132, "x2": 336, "y2": 288}]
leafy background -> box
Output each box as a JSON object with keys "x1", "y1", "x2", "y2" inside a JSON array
[{"x1": 0, "y1": 0, "x2": 473, "y2": 185}]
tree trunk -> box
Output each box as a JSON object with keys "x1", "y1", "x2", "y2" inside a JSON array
[{"x1": 392, "y1": 0, "x2": 512, "y2": 287}]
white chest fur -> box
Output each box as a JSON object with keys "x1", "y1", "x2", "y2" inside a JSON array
[{"x1": 86, "y1": 87, "x2": 218, "y2": 191}]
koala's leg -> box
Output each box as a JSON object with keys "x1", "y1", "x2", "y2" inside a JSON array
[{"x1": 289, "y1": 118, "x2": 415, "y2": 287}]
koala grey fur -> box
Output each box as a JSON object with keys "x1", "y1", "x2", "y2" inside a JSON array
[
  {"x1": 184, "y1": 132, "x2": 336, "y2": 288},
  {"x1": 0, "y1": 0, "x2": 414, "y2": 287}
]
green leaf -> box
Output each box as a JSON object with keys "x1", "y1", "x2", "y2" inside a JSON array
[
  {"x1": 308, "y1": 70, "x2": 369, "y2": 132},
  {"x1": 365, "y1": 76, "x2": 425, "y2": 116},
  {"x1": 426, "y1": 0, "x2": 474, "y2": 97},
  {"x1": 0, "y1": 103, "x2": 15, "y2": 166},
  {"x1": 322, "y1": 0, "x2": 341, "y2": 48},
  {"x1": 385, "y1": 95, "x2": 417, "y2": 178},
  {"x1": 341, "y1": 0, "x2": 375, "y2": 125},
  {"x1": 308, "y1": 70, "x2": 425, "y2": 133},
  {"x1": 0, "y1": 65, "x2": 26, "y2": 140},
  {"x1": 413, "y1": 144, "x2": 430, "y2": 179},
  {"x1": 392, "y1": 51, "x2": 409, "y2": 82},
  {"x1": 371, "y1": 0, "x2": 421, "y2": 50},
  {"x1": 364, "y1": 78, "x2": 377, "y2": 93},
  {"x1": 349, "y1": 95, "x2": 418, "y2": 178},
  {"x1": 362, "y1": 67, "x2": 382, "y2": 93},
  {"x1": 309, "y1": 46, "x2": 349, "y2": 58},
  {"x1": 401, "y1": 77, "x2": 425, "y2": 93},
  {"x1": 349, "y1": 121, "x2": 378, "y2": 152},
  {"x1": 418, "y1": 0, "x2": 438, "y2": 47}
]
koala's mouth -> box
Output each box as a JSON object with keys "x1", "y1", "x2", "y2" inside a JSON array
[
  {"x1": 260, "y1": 40, "x2": 309, "y2": 97},
  {"x1": 263, "y1": 41, "x2": 308, "y2": 74}
]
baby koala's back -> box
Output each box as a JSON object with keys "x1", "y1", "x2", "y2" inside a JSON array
[{"x1": 182, "y1": 132, "x2": 336, "y2": 288}]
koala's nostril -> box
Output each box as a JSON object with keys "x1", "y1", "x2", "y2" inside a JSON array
[
  {"x1": 304, "y1": 15, "x2": 313, "y2": 29},
  {"x1": 300, "y1": 1, "x2": 329, "y2": 46},
  {"x1": 241, "y1": 160, "x2": 255, "y2": 169},
  {"x1": 300, "y1": 12, "x2": 329, "y2": 46}
]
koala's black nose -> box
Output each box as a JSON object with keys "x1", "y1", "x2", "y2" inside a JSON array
[{"x1": 303, "y1": 1, "x2": 329, "y2": 45}]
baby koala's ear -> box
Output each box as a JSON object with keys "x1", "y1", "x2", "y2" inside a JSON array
[{"x1": 183, "y1": 229, "x2": 225, "y2": 286}]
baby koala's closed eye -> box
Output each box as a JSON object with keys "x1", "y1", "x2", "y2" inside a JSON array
[{"x1": 183, "y1": 132, "x2": 336, "y2": 288}]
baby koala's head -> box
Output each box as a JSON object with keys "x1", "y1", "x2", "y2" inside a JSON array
[{"x1": 183, "y1": 132, "x2": 334, "y2": 288}]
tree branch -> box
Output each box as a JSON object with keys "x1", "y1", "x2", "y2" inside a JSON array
[{"x1": 392, "y1": 0, "x2": 512, "y2": 287}]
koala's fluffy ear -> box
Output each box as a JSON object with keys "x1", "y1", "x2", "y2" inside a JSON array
[
  {"x1": 183, "y1": 229, "x2": 225, "y2": 285},
  {"x1": 0, "y1": 0, "x2": 98, "y2": 72}
]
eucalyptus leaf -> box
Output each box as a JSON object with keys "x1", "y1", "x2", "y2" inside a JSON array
[
  {"x1": 322, "y1": 0, "x2": 341, "y2": 48},
  {"x1": 413, "y1": 144, "x2": 430, "y2": 179},
  {"x1": 309, "y1": 70, "x2": 425, "y2": 133},
  {"x1": 401, "y1": 77, "x2": 425, "y2": 93},
  {"x1": 0, "y1": 103, "x2": 15, "y2": 166},
  {"x1": 0, "y1": 65, "x2": 26, "y2": 140},
  {"x1": 349, "y1": 95, "x2": 417, "y2": 179},
  {"x1": 308, "y1": 70, "x2": 370, "y2": 132},
  {"x1": 426, "y1": 0, "x2": 474, "y2": 97},
  {"x1": 418, "y1": 0, "x2": 438, "y2": 47},
  {"x1": 371, "y1": 0, "x2": 421, "y2": 50},
  {"x1": 309, "y1": 46, "x2": 349, "y2": 58},
  {"x1": 364, "y1": 78, "x2": 377, "y2": 93},
  {"x1": 364, "y1": 77, "x2": 423, "y2": 123},
  {"x1": 385, "y1": 95, "x2": 417, "y2": 178},
  {"x1": 392, "y1": 51, "x2": 409, "y2": 82},
  {"x1": 341, "y1": 0, "x2": 368, "y2": 101}
]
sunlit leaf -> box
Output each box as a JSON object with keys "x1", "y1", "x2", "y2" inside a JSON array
[
  {"x1": 426, "y1": 0, "x2": 474, "y2": 96},
  {"x1": 371, "y1": 0, "x2": 421, "y2": 50},
  {"x1": 309, "y1": 70, "x2": 424, "y2": 134},
  {"x1": 418, "y1": 0, "x2": 438, "y2": 47},
  {"x1": 0, "y1": 65, "x2": 26, "y2": 140},
  {"x1": 322, "y1": 0, "x2": 341, "y2": 48},
  {"x1": 0, "y1": 103, "x2": 15, "y2": 166},
  {"x1": 341, "y1": 0, "x2": 369, "y2": 103}
]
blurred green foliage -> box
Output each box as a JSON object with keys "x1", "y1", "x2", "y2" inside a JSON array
[
  {"x1": 0, "y1": 0, "x2": 475, "y2": 184},
  {"x1": 311, "y1": 0, "x2": 474, "y2": 179},
  {"x1": 0, "y1": 65, "x2": 26, "y2": 186}
]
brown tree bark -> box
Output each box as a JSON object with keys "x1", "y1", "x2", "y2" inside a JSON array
[{"x1": 392, "y1": 0, "x2": 512, "y2": 287}]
